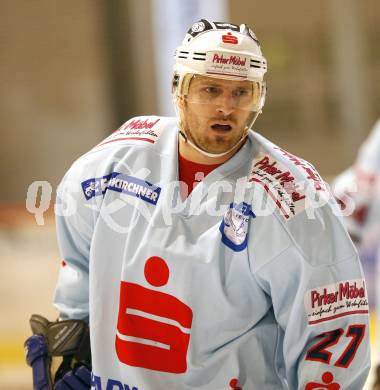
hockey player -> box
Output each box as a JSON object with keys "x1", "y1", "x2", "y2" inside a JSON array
[
  {"x1": 25, "y1": 19, "x2": 370, "y2": 389},
  {"x1": 333, "y1": 119, "x2": 380, "y2": 390},
  {"x1": 333, "y1": 120, "x2": 380, "y2": 245}
]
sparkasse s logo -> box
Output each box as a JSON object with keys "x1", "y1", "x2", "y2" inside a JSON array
[{"x1": 222, "y1": 32, "x2": 238, "y2": 44}]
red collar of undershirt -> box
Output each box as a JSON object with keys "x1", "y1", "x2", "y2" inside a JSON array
[{"x1": 178, "y1": 154, "x2": 222, "y2": 198}]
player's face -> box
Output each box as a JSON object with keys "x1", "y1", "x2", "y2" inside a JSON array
[{"x1": 179, "y1": 76, "x2": 256, "y2": 154}]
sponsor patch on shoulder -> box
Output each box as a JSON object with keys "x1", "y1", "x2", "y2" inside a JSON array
[
  {"x1": 81, "y1": 172, "x2": 161, "y2": 205},
  {"x1": 220, "y1": 202, "x2": 255, "y2": 251},
  {"x1": 249, "y1": 152, "x2": 307, "y2": 219},
  {"x1": 304, "y1": 279, "x2": 369, "y2": 326},
  {"x1": 273, "y1": 146, "x2": 327, "y2": 192},
  {"x1": 97, "y1": 117, "x2": 161, "y2": 148}
]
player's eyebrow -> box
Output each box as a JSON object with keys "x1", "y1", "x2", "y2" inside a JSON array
[{"x1": 195, "y1": 80, "x2": 223, "y2": 87}]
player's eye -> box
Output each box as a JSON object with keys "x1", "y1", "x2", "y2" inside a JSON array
[
  {"x1": 204, "y1": 86, "x2": 221, "y2": 94},
  {"x1": 233, "y1": 88, "x2": 250, "y2": 97}
]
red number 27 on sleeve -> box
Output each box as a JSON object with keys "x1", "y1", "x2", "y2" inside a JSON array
[{"x1": 305, "y1": 324, "x2": 366, "y2": 368}]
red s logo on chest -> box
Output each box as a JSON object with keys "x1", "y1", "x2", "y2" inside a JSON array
[{"x1": 115, "y1": 256, "x2": 193, "y2": 373}]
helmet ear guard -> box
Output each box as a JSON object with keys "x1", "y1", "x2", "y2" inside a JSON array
[
  {"x1": 172, "y1": 74, "x2": 180, "y2": 93},
  {"x1": 256, "y1": 81, "x2": 267, "y2": 114}
]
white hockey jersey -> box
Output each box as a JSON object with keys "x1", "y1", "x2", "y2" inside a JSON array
[{"x1": 54, "y1": 116, "x2": 370, "y2": 390}]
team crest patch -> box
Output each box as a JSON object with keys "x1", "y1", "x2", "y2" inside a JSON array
[{"x1": 219, "y1": 202, "x2": 255, "y2": 252}]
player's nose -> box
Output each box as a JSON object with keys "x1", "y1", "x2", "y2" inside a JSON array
[{"x1": 215, "y1": 92, "x2": 235, "y2": 116}]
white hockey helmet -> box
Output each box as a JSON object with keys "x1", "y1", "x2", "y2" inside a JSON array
[{"x1": 173, "y1": 19, "x2": 267, "y2": 108}]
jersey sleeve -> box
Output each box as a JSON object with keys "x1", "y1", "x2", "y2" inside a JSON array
[
  {"x1": 254, "y1": 205, "x2": 371, "y2": 389},
  {"x1": 53, "y1": 162, "x2": 99, "y2": 321}
]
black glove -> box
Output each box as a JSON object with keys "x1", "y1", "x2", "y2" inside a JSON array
[{"x1": 25, "y1": 314, "x2": 91, "y2": 390}]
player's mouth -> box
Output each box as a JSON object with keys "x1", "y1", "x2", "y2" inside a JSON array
[{"x1": 210, "y1": 123, "x2": 233, "y2": 133}]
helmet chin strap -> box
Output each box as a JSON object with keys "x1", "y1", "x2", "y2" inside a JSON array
[{"x1": 178, "y1": 111, "x2": 260, "y2": 159}]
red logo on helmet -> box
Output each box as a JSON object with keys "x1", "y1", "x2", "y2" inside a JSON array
[{"x1": 222, "y1": 32, "x2": 238, "y2": 44}]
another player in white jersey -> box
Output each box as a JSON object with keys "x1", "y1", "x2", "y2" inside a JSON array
[
  {"x1": 25, "y1": 19, "x2": 370, "y2": 389},
  {"x1": 333, "y1": 120, "x2": 380, "y2": 244},
  {"x1": 333, "y1": 119, "x2": 380, "y2": 390}
]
